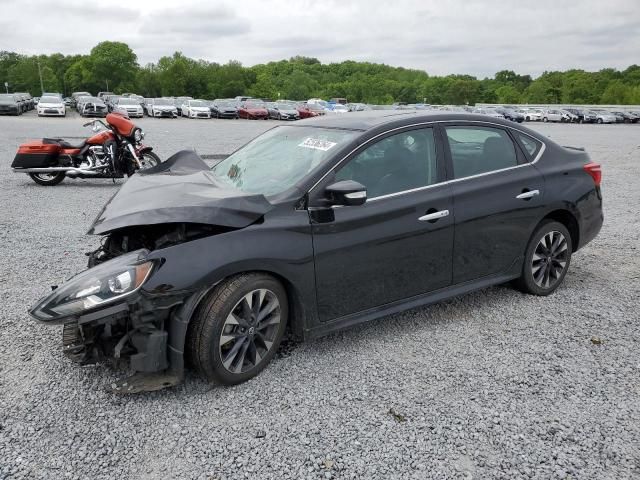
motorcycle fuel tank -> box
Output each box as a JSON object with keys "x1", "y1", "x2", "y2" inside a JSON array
[{"x1": 87, "y1": 130, "x2": 115, "y2": 145}]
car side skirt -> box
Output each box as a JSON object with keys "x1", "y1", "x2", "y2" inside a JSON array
[{"x1": 304, "y1": 257, "x2": 522, "y2": 340}]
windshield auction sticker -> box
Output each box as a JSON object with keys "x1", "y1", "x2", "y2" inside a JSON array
[{"x1": 298, "y1": 138, "x2": 337, "y2": 151}]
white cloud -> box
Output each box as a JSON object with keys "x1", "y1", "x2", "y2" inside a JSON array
[{"x1": 0, "y1": 0, "x2": 638, "y2": 77}]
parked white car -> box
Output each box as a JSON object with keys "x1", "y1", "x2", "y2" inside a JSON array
[
  {"x1": 541, "y1": 109, "x2": 565, "y2": 122},
  {"x1": 115, "y1": 97, "x2": 144, "y2": 118},
  {"x1": 182, "y1": 100, "x2": 211, "y2": 119},
  {"x1": 37, "y1": 95, "x2": 66, "y2": 117},
  {"x1": 325, "y1": 104, "x2": 349, "y2": 114},
  {"x1": 524, "y1": 108, "x2": 543, "y2": 121},
  {"x1": 472, "y1": 107, "x2": 505, "y2": 119},
  {"x1": 147, "y1": 98, "x2": 178, "y2": 118}
]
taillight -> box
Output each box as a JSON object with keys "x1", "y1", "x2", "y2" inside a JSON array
[{"x1": 583, "y1": 162, "x2": 602, "y2": 187}]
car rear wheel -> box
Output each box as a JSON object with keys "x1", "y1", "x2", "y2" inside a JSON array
[
  {"x1": 542, "y1": 117, "x2": 548, "y2": 122},
  {"x1": 187, "y1": 273, "x2": 288, "y2": 385},
  {"x1": 514, "y1": 220, "x2": 572, "y2": 296},
  {"x1": 597, "y1": 118, "x2": 603, "y2": 124}
]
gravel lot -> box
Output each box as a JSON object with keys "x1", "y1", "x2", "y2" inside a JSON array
[{"x1": 0, "y1": 112, "x2": 638, "y2": 479}]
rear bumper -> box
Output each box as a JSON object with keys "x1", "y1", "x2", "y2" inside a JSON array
[{"x1": 576, "y1": 188, "x2": 603, "y2": 250}]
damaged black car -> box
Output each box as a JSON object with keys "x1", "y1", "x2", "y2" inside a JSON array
[{"x1": 30, "y1": 111, "x2": 603, "y2": 393}]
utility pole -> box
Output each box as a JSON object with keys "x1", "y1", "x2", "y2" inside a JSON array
[
  {"x1": 37, "y1": 59, "x2": 44, "y2": 95},
  {"x1": 4, "y1": 82, "x2": 8, "y2": 94}
]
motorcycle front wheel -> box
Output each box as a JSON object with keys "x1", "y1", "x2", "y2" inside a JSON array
[
  {"x1": 138, "y1": 151, "x2": 161, "y2": 170},
  {"x1": 29, "y1": 172, "x2": 65, "y2": 186}
]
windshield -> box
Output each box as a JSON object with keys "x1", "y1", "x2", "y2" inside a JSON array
[
  {"x1": 0, "y1": 94, "x2": 15, "y2": 101},
  {"x1": 244, "y1": 102, "x2": 264, "y2": 108},
  {"x1": 277, "y1": 103, "x2": 296, "y2": 110},
  {"x1": 217, "y1": 102, "x2": 235, "y2": 108},
  {"x1": 189, "y1": 100, "x2": 206, "y2": 107},
  {"x1": 307, "y1": 103, "x2": 325, "y2": 111},
  {"x1": 40, "y1": 96, "x2": 61, "y2": 103},
  {"x1": 154, "y1": 99, "x2": 172, "y2": 105},
  {"x1": 210, "y1": 126, "x2": 358, "y2": 196},
  {"x1": 118, "y1": 99, "x2": 139, "y2": 105}
]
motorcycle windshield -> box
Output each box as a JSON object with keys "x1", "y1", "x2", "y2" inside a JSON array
[{"x1": 88, "y1": 150, "x2": 273, "y2": 235}]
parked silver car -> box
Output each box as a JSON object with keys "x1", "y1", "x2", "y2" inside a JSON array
[{"x1": 267, "y1": 102, "x2": 300, "y2": 120}]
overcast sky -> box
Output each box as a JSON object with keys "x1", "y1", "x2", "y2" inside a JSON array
[{"x1": 1, "y1": 0, "x2": 638, "y2": 78}]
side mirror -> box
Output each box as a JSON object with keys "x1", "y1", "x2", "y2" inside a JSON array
[{"x1": 325, "y1": 180, "x2": 367, "y2": 206}]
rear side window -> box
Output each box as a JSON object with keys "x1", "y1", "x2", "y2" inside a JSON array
[
  {"x1": 514, "y1": 132, "x2": 543, "y2": 159},
  {"x1": 444, "y1": 126, "x2": 518, "y2": 179}
]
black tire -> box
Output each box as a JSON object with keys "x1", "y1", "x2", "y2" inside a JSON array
[
  {"x1": 29, "y1": 172, "x2": 65, "y2": 186},
  {"x1": 513, "y1": 220, "x2": 572, "y2": 296},
  {"x1": 597, "y1": 118, "x2": 603, "y2": 124},
  {"x1": 542, "y1": 117, "x2": 548, "y2": 122},
  {"x1": 186, "y1": 273, "x2": 288, "y2": 385}
]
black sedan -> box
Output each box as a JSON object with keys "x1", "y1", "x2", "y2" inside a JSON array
[
  {"x1": 211, "y1": 100, "x2": 239, "y2": 119},
  {"x1": 0, "y1": 94, "x2": 22, "y2": 115},
  {"x1": 30, "y1": 111, "x2": 603, "y2": 393}
]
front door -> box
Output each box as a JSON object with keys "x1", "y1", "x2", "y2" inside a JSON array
[{"x1": 310, "y1": 127, "x2": 454, "y2": 322}]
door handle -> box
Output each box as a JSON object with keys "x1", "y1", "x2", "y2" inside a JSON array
[
  {"x1": 516, "y1": 189, "x2": 540, "y2": 200},
  {"x1": 418, "y1": 210, "x2": 449, "y2": 222}
]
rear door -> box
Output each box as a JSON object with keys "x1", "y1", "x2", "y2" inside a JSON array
[
  {"x1": 441, "y1": 123, "x2": 546, "y2": 284},
  {"x1": 310, "y1": 126, "x2": 454, "y2": 322}
]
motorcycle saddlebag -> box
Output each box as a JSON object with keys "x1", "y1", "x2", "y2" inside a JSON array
[{"x1": 11, "y1": 141, "x2": 62, "y2": 169}]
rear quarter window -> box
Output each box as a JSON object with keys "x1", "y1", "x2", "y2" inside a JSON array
[{"x1": 514, "y1": 132, "x2": 543, "y2": 160}]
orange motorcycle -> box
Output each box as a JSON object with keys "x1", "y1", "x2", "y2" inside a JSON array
[{"x1": 11, "y1": 112, "x2": 161, "y2": 186}]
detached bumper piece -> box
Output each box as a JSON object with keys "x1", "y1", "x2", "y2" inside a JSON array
[{"x1": 61, "y1": 301, "x2": 181, "y2": 393}]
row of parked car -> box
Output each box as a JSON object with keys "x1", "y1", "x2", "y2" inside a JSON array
[
  {"x1": 0, "y1": 92, "x2": 36, "y2": 115},
  {"x1": 439, "y1": 105, "x2": 639, "y2": 124},
  {"x1": 3, "y1": 90, "x2": 639, "y2": 125}
]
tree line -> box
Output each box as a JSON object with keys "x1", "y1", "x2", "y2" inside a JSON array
[{"x1": 2, "y1": 41, "x2": 640, "y2": 105}]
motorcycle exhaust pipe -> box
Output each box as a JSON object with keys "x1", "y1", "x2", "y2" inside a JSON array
[
  {"x1": 13, "y1": 167, "x2": 105, "y2": 177},
  {"x1": 66, "y1": 168, "x2": 104, "y2": 178}
]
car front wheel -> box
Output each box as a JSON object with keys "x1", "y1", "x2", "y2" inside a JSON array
[
  {"x1": 514, "y1": 220, "x2": 572, "y2": 296},
  {"x1": 187, "y1": 273, "x2": 288, "y2": 385}
]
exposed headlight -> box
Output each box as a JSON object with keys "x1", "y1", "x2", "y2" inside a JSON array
[{"x1": 29, "y1": 250, "x2": 154, "y2": 323}]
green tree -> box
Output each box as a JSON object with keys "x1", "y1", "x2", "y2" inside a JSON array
[
  {"x1": 495, "y1": 84, "x2": 521, "y2": 104},
  {"x1": 600, "y1": 80, "x2": 631, "y2": 104},
  {"x1": 89, "y1": 41, "x2": 138, "y2": 92}
]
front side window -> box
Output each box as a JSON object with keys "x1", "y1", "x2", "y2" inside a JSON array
[
  {"x1": 445, "y1": 126, "x2": 518, "y2": 179},
  {"x1": 335, "y1": 128, "x2": 438, "y2": 198}
]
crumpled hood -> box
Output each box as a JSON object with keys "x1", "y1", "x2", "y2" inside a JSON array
[{"x1": 88, "y1": 150, "x2": 273, "y2": 235}]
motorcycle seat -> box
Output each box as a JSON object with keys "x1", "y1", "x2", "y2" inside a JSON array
[{"x1": 42, "y1": 138, "x2": 87, "y2": 150}]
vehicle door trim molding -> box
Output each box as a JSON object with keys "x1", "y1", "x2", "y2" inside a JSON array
[{"x1": 307, "y1": 119, "x2": 547, "y2": 201}]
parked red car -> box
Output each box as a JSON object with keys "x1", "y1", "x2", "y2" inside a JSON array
[
  {"x1": 297, "y1": 103, "x2": 325, "y2": 119},
  {"x1": 238, "y1": 101, "x2": 269, "y2": 120}
]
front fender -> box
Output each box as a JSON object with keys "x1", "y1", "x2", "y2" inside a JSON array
[{"x1": 136, "y1": 145, "x2": 154, "y2": 155}]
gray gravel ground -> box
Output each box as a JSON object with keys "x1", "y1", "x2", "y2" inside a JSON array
[{"x1": 0, "y1": 112, "x2": 638, "y2": 479}]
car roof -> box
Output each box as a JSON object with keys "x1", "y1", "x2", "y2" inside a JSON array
[{"x1": 297, "y1": 110, "x2": 527, "y2": 131}]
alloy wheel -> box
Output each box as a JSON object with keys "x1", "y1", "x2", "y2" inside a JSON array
[
  {"x1": 531, "y1": 231, "x2": 569, "y2": 289},
  {"x1": 219, "y1": 289, "x2": 281, "y2": 374}
]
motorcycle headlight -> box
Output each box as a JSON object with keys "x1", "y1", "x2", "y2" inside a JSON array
[
  {"x1": 29, "y1": 250, "x2": 154, "y2": 323},
  {"x1": 134, "y1": 128, "x2": 143, "y2": 142}
]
